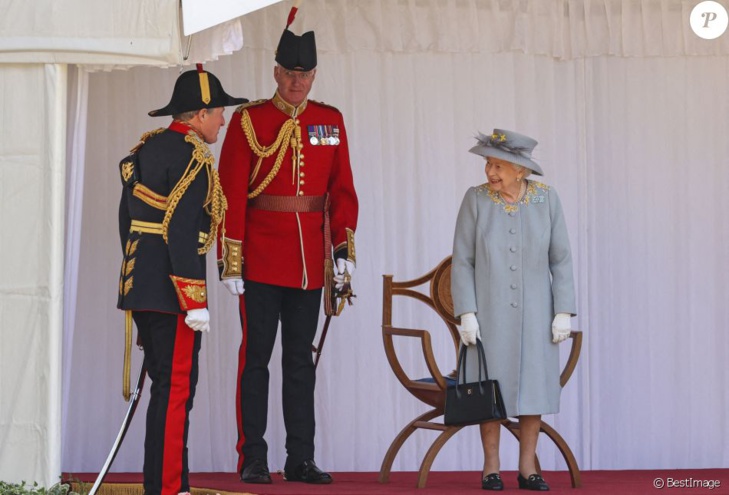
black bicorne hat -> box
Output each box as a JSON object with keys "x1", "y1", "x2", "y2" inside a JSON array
[
  {"x1": 149, "y1": 65, "x2": 248, "y2": 117},
  {"x1": 275, "y1": 2, "x2": 317, "y2": 71}
]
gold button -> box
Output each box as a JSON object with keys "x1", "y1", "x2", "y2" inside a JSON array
[
  {"x1": 298, "y1": 191, "x2": 304, "y2": 196},
  {"x1": 300, "y1": 172, "x2": 305, "y2": 177},
  {"x1": 295, "y1": 119, "x2": 300, "y2": 125},
  {"x1": 300, "y1": 154, "x2": 305, "y2": 159},
  {"x1": 299, "y1": 180, "x2": 305, "y2": 185}
]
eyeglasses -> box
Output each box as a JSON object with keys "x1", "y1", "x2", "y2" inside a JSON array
[{"x1": 279, "y1": 67, "x2": 316, "y2": 80}]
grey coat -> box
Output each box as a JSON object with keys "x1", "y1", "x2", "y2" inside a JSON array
[{"x1": 451, "y1": 180, "x2": 576, "y2": 416}]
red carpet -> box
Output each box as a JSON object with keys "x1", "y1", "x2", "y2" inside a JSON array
[{"x1": 64, "y1": 469, "x2": 728, "y2": 495}]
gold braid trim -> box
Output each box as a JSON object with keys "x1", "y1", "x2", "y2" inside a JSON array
[
  {"x1": 240, "y1": 109, "x2": 295, "y2": 199},
  {"x1": 162, "y1": 133, "x2": 225, "y2": 254},
  {"x1": 200, "y1": 166, "x2": 227, "y2": 255}
]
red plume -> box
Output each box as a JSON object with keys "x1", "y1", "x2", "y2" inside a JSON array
[
  {"x1": 196, "y1": 63, "x2": 204, "y2": 73},
  {"x1": 286, "y1": 0, "x2": 302, "y2": 28}
]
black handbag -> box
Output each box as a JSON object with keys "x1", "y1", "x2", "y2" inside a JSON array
[{"x1": 444, "y1": 339, "x2": 507, "y2": 426}]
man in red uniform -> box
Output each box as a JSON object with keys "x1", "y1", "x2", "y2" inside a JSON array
[
  {"x1": 118, "y1": 67, "x2": 246, "y2": 495},
  {"x1": 217, "y1": 8, "x2": 358, "y2": 486}
]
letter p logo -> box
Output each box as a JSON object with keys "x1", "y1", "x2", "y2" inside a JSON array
[{"x1": 691, "y1": 1, "x2": 728, "y2": 39}]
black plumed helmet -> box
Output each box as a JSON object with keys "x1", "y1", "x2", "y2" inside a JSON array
[
  {"x1": 275, "y1": 29, "x2": 317, "y2": 71},
  {"x1": 274, "y1": 2, "x2": 317, "y2": 71}
]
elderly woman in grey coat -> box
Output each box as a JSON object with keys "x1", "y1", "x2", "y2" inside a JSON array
[{"x1": 451, "y1": 129, "x2": 576, "y2": 492}]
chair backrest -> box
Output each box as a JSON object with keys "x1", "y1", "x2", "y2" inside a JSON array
[{"x1": 381, "y1": 256, "x2": 460, "y2": 408}]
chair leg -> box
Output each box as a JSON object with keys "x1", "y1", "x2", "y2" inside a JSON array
[
  {"x1": 416, "y1": 425, "x2": 463, "y2": 488},
  {"x1": 379, "y1": 409, "x2": 442, "y2": 483},
  {"x1": 539, "y1": 420, "x2": 582, "y2": 488}
]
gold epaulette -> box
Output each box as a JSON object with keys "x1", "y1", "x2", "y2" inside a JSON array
[
  {"x1": 130, "y1": 128, "x2": 166, "y2": 153},
  {"x1": 235, "y1": 99, "x2": 267, "y2": 114},
  {"x1": 309, "y1": 99, "x2": 342, "y2": 113}
]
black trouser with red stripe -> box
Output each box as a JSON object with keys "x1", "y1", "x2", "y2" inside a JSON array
[
  {"x1": 235, "y1": 281, "x2": 322, "y2": 473},
  {"x1": 134, "y1": 311, "x2": 201, "y2": 495}
]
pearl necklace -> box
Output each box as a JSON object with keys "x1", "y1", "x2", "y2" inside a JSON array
[{"x1": 500, "y1": 179, "x2": 527, "y2": 204}]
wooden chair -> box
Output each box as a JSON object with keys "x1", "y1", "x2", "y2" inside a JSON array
[{"x1": 378, "y1": 256, "x2": 583, "y2": 488}]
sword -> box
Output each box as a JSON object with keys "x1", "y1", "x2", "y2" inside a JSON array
[
  {"x1": 313, "y1": 315, "x2": 333, "y2": 370},
  {"x1": 88, "y1": 361, "x2": 147, "y2": 495},
  {"x1": 312, "y1": 273, "x2": 355, "y2": 369}
]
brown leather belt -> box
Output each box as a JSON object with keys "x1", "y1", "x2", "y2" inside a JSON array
[{"x1": 248, "y1": 194, "x2": 326, "y2": 212}]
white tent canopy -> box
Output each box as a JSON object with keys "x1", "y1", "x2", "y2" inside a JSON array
[
  {"x1": 181, "y1": 0, "x2": 284, "y2": 35},
  {"x1": 0, "y1": 0, "x2": 262, "y2": 70}
]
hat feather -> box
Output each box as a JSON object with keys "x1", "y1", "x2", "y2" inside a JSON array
[{"x1": 286, "y1": 0, "x2": 302, "y2": 27}]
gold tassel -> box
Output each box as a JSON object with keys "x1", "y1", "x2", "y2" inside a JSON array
[{"x1": 123, "y1": 310, "x2": 132, "y2": 402}]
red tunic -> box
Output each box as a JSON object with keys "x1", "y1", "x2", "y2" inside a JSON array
[{"x1": 218, "y1": 92, "x2": 358, "y2": 289}]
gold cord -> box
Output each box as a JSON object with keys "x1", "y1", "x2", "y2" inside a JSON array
[
  {"x1": 161, "y1": 133, "x2": 226, "y2": 254},
  {"x1": 240, "y1": 109, "x2": 296, "y2": 199}
]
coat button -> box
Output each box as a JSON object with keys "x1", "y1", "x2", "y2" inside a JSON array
[
  {"x1": 299, "y1": 180, "x2": 305, "y2": 185},
  {"x1": 510, "y1": 247, "x2": 517, "y2": 253},
  {"x1": 510, "y1": 265, "x2": 517, "y2": 271},
  {"x1": 509, "y1": 228, "x2": 516, "y2": 234},
  {"x1": 509, "y1": 211, "x2": 515, "y2": 216},
  {"x1": 511, "y1": 284, "x2": 517, "y2": 289},
  {"x1": 298, "y1": 191, "x2": 304, "y2": 196},
  {"x1": 511, "y1": 302, "x2": 518, "y2": 308}
]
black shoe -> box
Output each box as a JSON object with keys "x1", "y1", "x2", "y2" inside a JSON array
[
  {"x1": 284, "y1": 459, "x2": 333, "y2": 484},
  {"x1": 240, "y1": 459, "x2": 272, "y2": 484},
  {"x1": 482, "y1": 473, "x2": 504, "y2": 491},
  {"x1": 517, "y1": 473, "x2": 550, "y2": 491}
]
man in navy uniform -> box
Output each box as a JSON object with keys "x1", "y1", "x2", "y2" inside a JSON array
[
  {"x1": 117, "y1": 66, "x2": 246, "y2": 495},
  {"x1": 217, "y1": 5, "x2": 358, "y2": 486}
]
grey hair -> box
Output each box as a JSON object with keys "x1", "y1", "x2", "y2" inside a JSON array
[
  {"x1": 487, "y1": 157, "x2": 533, "y2": 178},
  {"x1": 513, "y1": 163, "x2": 532, "y2": 178},
  {"x1": 172, "y1": 109, "x2": 199, "y2": 122}
]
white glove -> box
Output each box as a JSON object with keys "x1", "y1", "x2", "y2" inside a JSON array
[
  {"x1": 458, "y1": 312, "x2": 479, "y2": 346},
  {"x1": 551, "y1": 312, "x2": 571, "y2": 343},
  {"x1": 333, "y1": 258, "x2": 355, "y2": 290},
  {"x1": 185, "y1": 308, "x2": 210, "y2": 333},
  {"x1": 222, "y1": 278, "x2": 245, "y2": 295}
]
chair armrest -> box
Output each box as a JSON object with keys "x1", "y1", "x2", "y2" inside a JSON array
[
  {"x1": 383, "y1": 325, "x2": 447, "y2": 390},
  {"x1": 560, "y1": 330, "x2": 583, "y2": 387}
]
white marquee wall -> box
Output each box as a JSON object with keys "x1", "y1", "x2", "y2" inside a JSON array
[{"x1": 0, "y1": 64, "x2": 66, "y2": 486}]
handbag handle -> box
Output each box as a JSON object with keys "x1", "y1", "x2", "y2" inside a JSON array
[{"x1": 456, "y1": 340, "x2": 490, "y2": 396}]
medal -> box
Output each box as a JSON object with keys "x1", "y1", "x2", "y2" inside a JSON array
[
  {"x1": 308, "y1": 125, "x2": 319, "y2": 145},
  {"x1": 307, "y1": 124, "x2": 342, "y2": 145}
]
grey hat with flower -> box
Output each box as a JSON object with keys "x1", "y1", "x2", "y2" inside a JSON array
[{"x1": 469, "y1": 129, "x2": 543, "y2": 176}]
